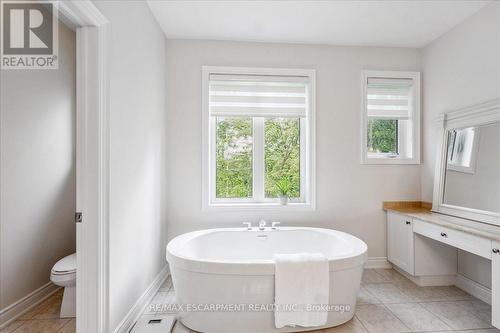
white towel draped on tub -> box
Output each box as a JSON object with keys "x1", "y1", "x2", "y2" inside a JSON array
[{"x1": 274, "y1": 253, "x2": 330, "y2": 328}]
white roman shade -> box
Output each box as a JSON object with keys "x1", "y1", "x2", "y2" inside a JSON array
[
  {"x1": 209, "y1": 74, "x2": 309, "y2": 118},
  {"x1": 366, "y1": 77, "x2": 413, "y2": 120}
]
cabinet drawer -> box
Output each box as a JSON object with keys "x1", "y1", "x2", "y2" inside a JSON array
[{"x1": 413, "y1": 219, "x2": 492, "y2": 259}]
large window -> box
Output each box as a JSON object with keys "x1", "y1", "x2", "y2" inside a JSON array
[
  {"x1": 361, "y1": 71, "x2": 421, "y2": 164},
  {"x1": 203, "y1": 67, "x2": 315, "y2": 209}
]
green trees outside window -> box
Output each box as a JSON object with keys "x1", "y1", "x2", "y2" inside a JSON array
[
  {"x1": 215, "y1": 117, "x2": 301, "y2": 199},
  {"x1": 367, "y1": 119, "x2": 398, "y2": 154},
  {"x1": 216, "y1": 117, "x2": 253, "y2": 198},
  {"x1": 265, "y1": 118, "x2": 300, "y2": 198}
]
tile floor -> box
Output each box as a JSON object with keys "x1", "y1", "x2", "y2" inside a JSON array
[
  {"x1": 142, "y1": 268, "x2": 499, "y2": 333},
  {"x1": 0, "y1": 289, "x2": 75, "y2": 333},
  {"x1": 2, "y1": 268, "x2": 497, "y2": 333}
]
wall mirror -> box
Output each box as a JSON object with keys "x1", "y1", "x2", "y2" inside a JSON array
[{"x1": 432, "y1": 98, "x2": 500, "y2": 226}]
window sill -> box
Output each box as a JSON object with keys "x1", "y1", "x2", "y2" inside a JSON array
[
  {"x1": 203, "y1": 202, "x2": 316, "y2": 212},
  {"x1": 361, "y1": 156, "x2": 421, "y2": 165}
]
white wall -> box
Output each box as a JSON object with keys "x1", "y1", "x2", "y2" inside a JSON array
[
  {"x1": 0, "y1": 22, "x2": 76, "y2": 309},
  {"x1": 165, "y1": 39, "x2": 421, "y2": 259},
  {"x1": 91, "y1": 1, "x2": 169, "y2": 331},
  {"x1": 420, "y1": 1, "x2": 500, "y2": 202},
  {"x1": 421, "y1": 2, "x2": 500, "y2": 288}
]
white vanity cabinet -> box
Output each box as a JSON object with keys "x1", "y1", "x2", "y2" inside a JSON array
[
  {"x1": 493, "y1": 241, "x2": 500, "y2": 328},
  {"x1": 387, "y1": 211, "x2": 414, "y2": 275},
  {"x1": 387, "y1": 212, "x2": 458, "y2": 281}
]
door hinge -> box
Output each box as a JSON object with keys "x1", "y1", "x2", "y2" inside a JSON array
[{"x1": 75, "y1": 212, "x2": 83, "y2": 223}]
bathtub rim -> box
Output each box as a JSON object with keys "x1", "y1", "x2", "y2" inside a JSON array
[{"x1": 166, "y1": 227, "x2": 368, "y2": 276}]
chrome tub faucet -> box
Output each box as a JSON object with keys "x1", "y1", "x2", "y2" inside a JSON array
[{"x1": 259, "y1": 219, "x2": 267, "y2": 231}]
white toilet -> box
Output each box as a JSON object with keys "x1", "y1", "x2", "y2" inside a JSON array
[{"x1": 50, "y1": 253, "x2": 76, "y2": 318}]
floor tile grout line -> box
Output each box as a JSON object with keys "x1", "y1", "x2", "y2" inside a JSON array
[
  {"x1": 353, "y1": 314, "x2": 370, "y2": 333},
  {"x1": 13, "y1": 318, "x2": 70, "y2": 322},
  {"x1": 359, "y1": 294, "x2": 476, "y2": 305},
  {"x1": 363, "y1": 283, "x2": 477, "y2": 304},
  {"x1": 378, "y1": 303, "x2": 413, "y2": 332},
  {"x1": 417, "y1": 299, "x2": 493, "y2": 325},
  {"x1": 372, "y1": 298, "x2": 480, "y2": 305},
  {"x1": 56, "y1": 318, "x2": 74, "y2": 332},
  {"x1": 359, "y1": 284, "x2": 383, "y2": 304},
  {"x1": 362, "y1": 269, "x2": 390, "y2": 282},
  {"x1": 384, "y1": 301, "x2": 455, "y2": 332},
  {"x1": 417, "y1": 300, "x2": 493, "y2": 331},
  {"x1": 382, "y1": 302, "x2": 418, "y2": 332},
  {"x1": 8, "y1": 318, "x2": 70, "y2": 333}
]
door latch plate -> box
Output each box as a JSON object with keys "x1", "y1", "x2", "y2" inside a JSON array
[{"x1": 75, "y1": 212, "x2": 83, "y2": 223}]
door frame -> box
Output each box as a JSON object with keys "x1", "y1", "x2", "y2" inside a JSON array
[{"x1": 55, "y1": 1, "x2": 110, "y2": 332}]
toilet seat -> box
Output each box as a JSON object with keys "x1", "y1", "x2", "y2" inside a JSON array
[
  {"x1": 51, "y1": 271, "x2": 76, "y2": 285},
  {"x1": 51, "y1": 253, "x2": 76, "y2": 287},
  {"x1": 51, "y1": 253, "x2": 76, "y2": 274}
]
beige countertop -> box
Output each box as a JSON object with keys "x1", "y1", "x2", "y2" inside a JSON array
[{"x1": 386, "y1": 206, "x2": 500, "y2": 243}]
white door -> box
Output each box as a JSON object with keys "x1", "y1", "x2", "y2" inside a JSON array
[
  {"x1": 387, "y1": 212, "x2": 414, "y2": 275},
  {"x1": 75, "y1": 25, "x2": 109, "y2": 333},
  {"x1": 57, "y1": 2, "x2": 109, "y2": 332},
  {"x1": 492, "y1": 241, "x2": 500, "y2": 329}
]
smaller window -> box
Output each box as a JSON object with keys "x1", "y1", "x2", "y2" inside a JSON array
[{"x1": 361, "y1": 70, "x2": 421, "y2": 164}]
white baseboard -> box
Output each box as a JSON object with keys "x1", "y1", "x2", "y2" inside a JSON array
[
  {"x1": 113, "y1": 266, "x2": 170, "y2": 333},
  {"x1": 417, "y1": 275, "x2": 456, "y2": 287},
  {"x1": 394, "y1": 266, "x2": 456, "y2": 287},
  {"x1": 0, "y1": 282, "x2": 60, "y2": 329},
  {"x1": 391, "y1": 265, "x2": 492, "y2": 302},
  {"x1": 455, "y1": 274, "x2": 492, "y2": 305},
  {"x1": 365, "y1": 257, "x2": 392, "y2": 269}
]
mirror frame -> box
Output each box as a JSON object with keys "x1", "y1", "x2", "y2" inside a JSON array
[{"x1": 432, "y1": 98, "x2": 500, "y2": 226}]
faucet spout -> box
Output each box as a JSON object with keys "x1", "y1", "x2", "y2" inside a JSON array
[{"x1": 258, "y1": 219, "x2": 267, "y2": 230}]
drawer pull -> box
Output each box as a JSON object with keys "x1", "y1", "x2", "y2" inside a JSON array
[
  {"x1": 493, "y1": 248, "x2": 500, "y2": 254},
  {"x1": 440, "y1": 232, "x2": 448, "y2": 238},
  {"x1": 406, "y1": 221, "x2": 411, "y2": 225}
]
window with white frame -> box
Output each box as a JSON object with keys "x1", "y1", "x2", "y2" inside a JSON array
[
  {"x1": 361, "y1": 70, "x2": 421, "y2": 164},
  {"x1": 202, "y1": 67, "x2": 315, "y2": 208}
]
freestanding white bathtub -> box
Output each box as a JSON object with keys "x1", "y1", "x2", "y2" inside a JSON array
[{"x1": 166, "y1": 227, "x2": 367, "y2": 333}]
